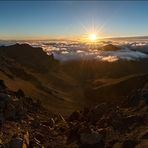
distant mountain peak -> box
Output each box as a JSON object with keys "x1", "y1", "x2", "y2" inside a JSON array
[{"x1": 101, "y1": 44, "x2": 120, "y2": 51}]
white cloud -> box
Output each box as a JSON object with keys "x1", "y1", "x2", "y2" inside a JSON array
[{"x1": 1, "y1": 39, "x2": 148, "y2": 62}]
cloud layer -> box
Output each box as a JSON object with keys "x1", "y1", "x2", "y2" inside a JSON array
[{"x1": 1, "y1": 39, "x2": 148, "y2": 62}]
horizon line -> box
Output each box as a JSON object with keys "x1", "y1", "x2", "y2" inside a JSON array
[{"x1": 0, "y1": 35, "x2": 148, "y2": 41}]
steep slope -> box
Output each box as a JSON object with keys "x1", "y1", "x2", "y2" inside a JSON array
[
  {"x1": 0, "y1": 43, "x2": 58, "y2": 72},
  {"x1": 0, "y1": 44, "x2": 88, "y2": 115},
  {"x1": 84, "y1": 73, "x2": 148, "y2": 105}
]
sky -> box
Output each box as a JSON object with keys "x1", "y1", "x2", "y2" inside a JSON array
[{"x1": 0, "y1": 1, "x2": 148, "y2": 40}]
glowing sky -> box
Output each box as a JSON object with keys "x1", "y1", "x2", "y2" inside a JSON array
[{"x1": 0, "y1": 1, "x2": 148, "y2": 40}]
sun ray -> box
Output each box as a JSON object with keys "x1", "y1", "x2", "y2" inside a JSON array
[{"x1": 79, "y1": 20, "x2": 103, "y2": 44}]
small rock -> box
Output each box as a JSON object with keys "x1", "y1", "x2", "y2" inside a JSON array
[
  {"x1": 140, "y1": 131, "x2": 148, "y2": 139},
  {"x1": 80, "y1": 131, "x2": 101, "y2": 144},
  {"x1": 0, "y1": 139, "x2": 2, "y2": 144},
  {"x1": 23, "y1": 131, "x2": 29, "y2": 146},
  {"x1": 41, "y1": 118, "x2": 55, "y2": 128},
  {"x1": 122, "y1": 140, "x2": 138, "y2": 148},
  {"x1": 31, "y1": 118, "x2": 40, "y2": 128},
  {"x1": 113, "y1": 142, "x2": 122, "y2": 148},
  {"x1": 57, "y1": 113, "x2": 66, "y2": 123},
  {"x1": 4, "y1": 103, "x2": 16, "y2": 120},
  {"x1": 15, "y1": 89, "x2": 25, "y2": 98},
  {"x1": 135, "y1": 140, "x2": 148, "y2": 148},
  {"x1": 89, "y1": 103, "x2": 107, "y2": 123},
  {"x1": 80, "y1": 130, "x2": 104, "y2": 148},
  {"x1": 34, "y1": 133, "x2": 44, "y2": 144},
  {"x1": 9, "y1": 135, "x2": 23, "y2": 148},
  {"x1": 56, "y1": 135, "x2": 67, "y2": 145},
  {"x1": 69, "y1": 111, "x2": 81, "y2": 121}
]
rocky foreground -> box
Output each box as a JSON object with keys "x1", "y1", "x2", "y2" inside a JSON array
[{"x1": 0, "y1": 79, "x2": 148, "y2": 148}]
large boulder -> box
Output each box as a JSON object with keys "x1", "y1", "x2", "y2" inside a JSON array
[
  {"x1": 4, "y1": 96, "x2": 26, "y2": 121},
  {"x1": 0, "y1": 80, "x2": 6, "y2": 90},
  {"x1": 0, "y1": 93, "x2": 10, "y2": 108},
  {"x1": 0, "y1": 92, "x2": 27, "y2": 122},
  {"x1": 0, "y1": 93, "x2": 11, "y2": 123}
]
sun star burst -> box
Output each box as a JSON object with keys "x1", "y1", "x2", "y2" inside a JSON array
[{"x1": 89, "y1": 34, "x2": 97, "y2": 42}]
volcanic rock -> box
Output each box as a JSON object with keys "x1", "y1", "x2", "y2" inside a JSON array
[
  {"x1": 135, "y1": 140, "x2": 148, "y2": 148},
  {"x1": 80, "y1": 130, "x2": 104, "y2": 148},
  {"x1": 9, "y1": 135, "x2": 23, "y2": 148},
  {"x1": 140, "y1": 131, "x2": 148, "y2": 139},
  {"x1": 0, "y1": 80, "x2": 6, "y2": 90}
]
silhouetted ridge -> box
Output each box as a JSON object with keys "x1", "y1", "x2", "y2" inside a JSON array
[{"x1": 0, "y1": 43, "x2": 59, "y2": 72}]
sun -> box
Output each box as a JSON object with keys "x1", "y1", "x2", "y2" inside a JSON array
[
  {"x1": 89, "y1": 34, "x2": 97, "y2": 42},
  {"x1": 79, "y1": 23, "x2": 102, "y2": 43},
  {"x1": 80, "y1": 33, "x2": 99, "y2": 43}
]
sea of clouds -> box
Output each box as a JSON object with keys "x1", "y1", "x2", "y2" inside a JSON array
[{"x1": 0, "y1": 39, "x2": 148, "y2": 62}]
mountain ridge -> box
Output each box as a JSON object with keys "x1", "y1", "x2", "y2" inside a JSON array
[{"x1": 0, "y1": 43, "x2": 148, "y2": 114}]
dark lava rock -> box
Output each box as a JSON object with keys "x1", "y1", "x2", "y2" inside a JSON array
[
  {"x1": 68, "y1": 110, "x2": 82, "y2": 121},
  {"x1": 0, "y1": 93, "x2": 11, "y2": 124},
  {"x1": 79, "y1": 130, "x2": 105, "y2": 148},
  {"x1": 0, "y1": 93, "x2": 10, "y2": 107},
  {"x1": 140, "y1": 131, "x2": 148, "y2": 139},
  {"x1": 88, "y1": 103, "x2": 108, "y2": 123},
  {"x1": 121, "y1": 140, "x2": 138, "y2": 148},
  {"x1": 9, "y1": 135, "x2": 23, "y2": 148},
  {"x1": 15, "y1": 89, "x2": 25, "y2": 98},
  {"x1": 41, "y1": 118, "x2": 55, "y2": 128},
  {"x1": 135, "y1": 140, "x2": 148, "y2": 148},
  {"x1": 141, "y1": 89, "x2": 148, "y2": 104},
  {"x1": 0, "y1": 80, "x2": 6, "y2": 90},
  {"x1": 113, "y1": 140, "x2": 138, "y2": 148},
  {"x1": 123, "y1": 114, "x2": 144, "y2": 127},
  {"x1": 0, "y1": 113, "x2": 4, "y2": 125}
]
